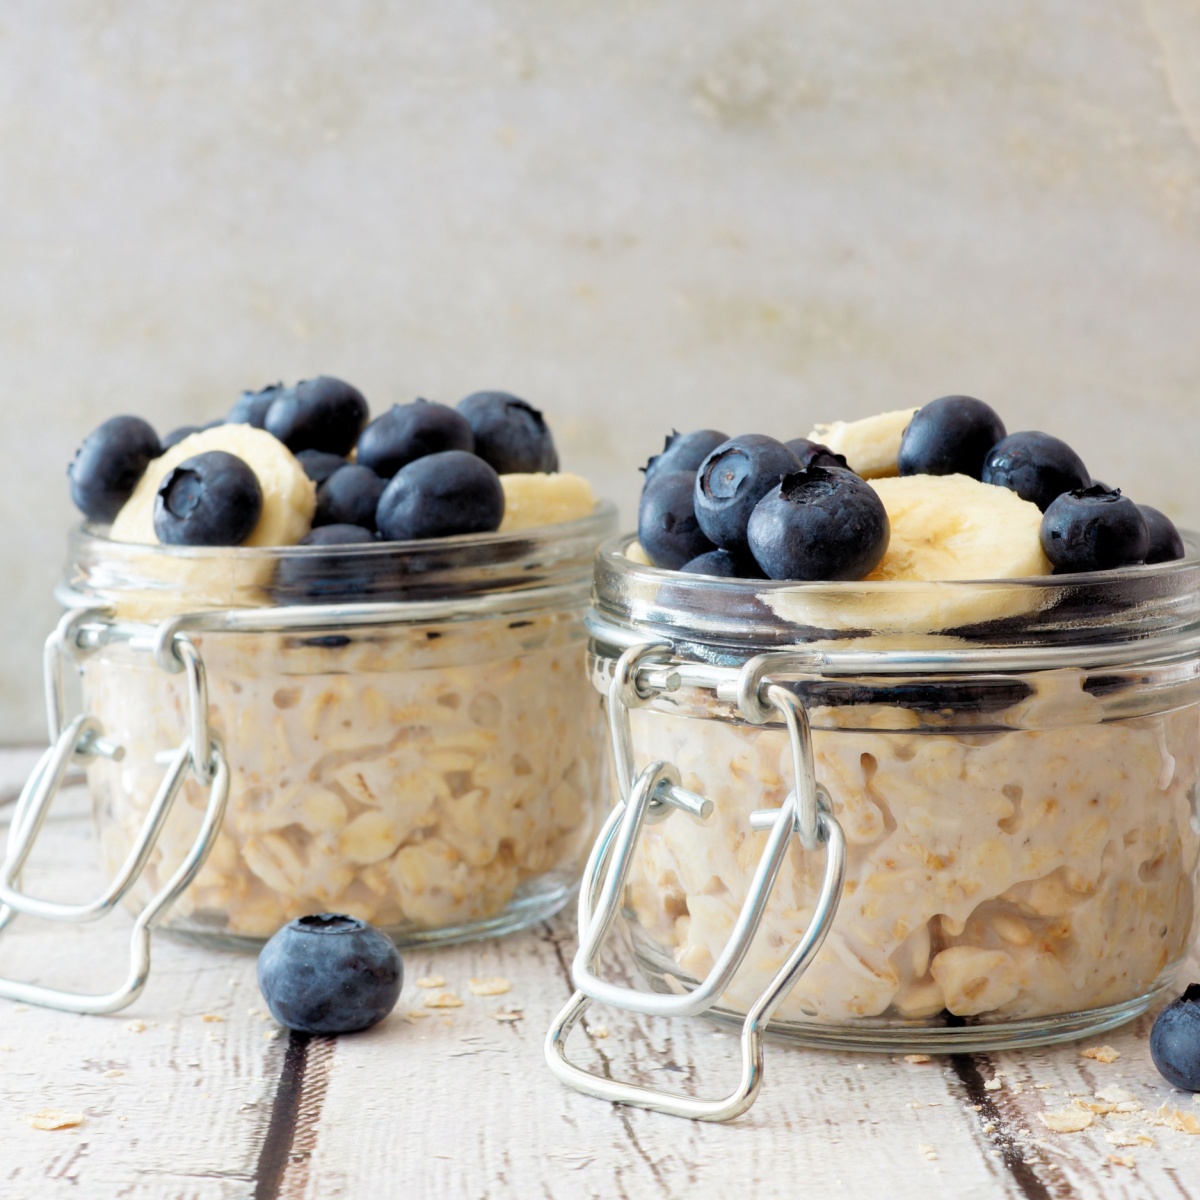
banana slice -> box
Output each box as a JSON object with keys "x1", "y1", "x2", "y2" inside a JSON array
[
  {"x1": 763, "y1": 475, "x2": 1052, "y2": 635},
  {"x1": 103, "y1": 426, "x2": 316, "y2": 619},
  {"x1": 806, "y1": 407, "x2": 917, "y2": 479},
  {"x1": 111, "y1": 425, "x2": 315, "y2": 547},
  {"x1": 498, "y1": 472, "x2": 596, "y2": 532}
]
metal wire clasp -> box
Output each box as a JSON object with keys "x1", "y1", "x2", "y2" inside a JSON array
[
  {"x1": 545, "y1": 645, "x2": 847, "y2": 1121},
  {"x1": 0, "y1": 609, "x2": 230, "y2": 1014}
]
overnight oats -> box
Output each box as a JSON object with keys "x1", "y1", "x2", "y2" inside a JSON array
[
  {"x1": 56, "y1": 380, "x2": 616, "y2": 947},
  {"x1": 582, "y1": 398, "x2": 1200, "y2": 1051}
]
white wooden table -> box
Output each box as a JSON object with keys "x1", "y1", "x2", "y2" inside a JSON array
[{"x1": 4, "y1": 747, "x2": 1200, "y2": 1200}]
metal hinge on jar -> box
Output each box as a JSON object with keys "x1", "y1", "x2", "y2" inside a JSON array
[
  {"x1": 544, "y1": 642, "x2": 847, "y2": 1122},
  {"x1": 0, "y1": 607, "x2": 230, "y2": 1014}
]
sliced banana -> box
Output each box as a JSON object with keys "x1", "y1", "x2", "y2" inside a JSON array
[
  {"x1": 103, "y1": 426, "x2": 316, "y2": 620},
  {"x1": 763, "y1": 475, "x2": 1052, "y2": 635},
  {"x1": 111, "y1": 425, "x2": 315, "y2": 547},
  {"x1": 866, "y1": 475, "x2": 1051, "y2": 583},
  {"x1": 806, "y1": 407, "x2": 917, "y2": 479},
  {"x1": 498, "y1": 472, "x2": 596, "y2": 532}
]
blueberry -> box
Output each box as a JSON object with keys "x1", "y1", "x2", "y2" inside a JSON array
[
  {"x1": 694, "y1": 435, "x2": 802, "y2": 553},
  {"x1": 227, "y1": 383, "x2": 287, "y2": 429},
  {"x1": 638, "y1": 471, "x2": 716, "y2": 569},
  {"x1": 783, "y1": 438, "x2": 850, "y2": 471},
  {"x1": 642, "y1": 429, "x2": 729, "y2": 488},
  {"x1": 898, "y1": 396, "x2": 1007, "y2": 479},
  {"x1": 747, "y1": 467, "x2": 890, "y2": 581},
  {"x1": 257, "y1": 913, "x2": 402, "y2": 1035},
  {"x1": 273, "y1": 524, "x2": 378, "y2": 603},
  {"x1": 1039, "y1": 486, "x2": 1149, "y2": 572},
  {"x1": 265, "y1": 376, "x2": 368, "y2": 455},
  {"x1": 1139, "y1": 504, "x2": 1185, "y2": 564},
  {"x1": 457, "y1": 391, "x2": 558, "y2": 474},
  {"x1": 375, "y1": 449, "x2": 504, "y2": 540},
  {"x1": 295, "y1": 449, "x2": 347, "y2": 485},
  {"x1": 1150, "y1": 984, "x2": 1200, "y2": 1091},
  {"x1": 982, "y1": 431, "x2": 1090, "y2": 511},
  {"x1": 357, "y1": 399, "x2": 475, "y2": 479},
  {"x1": 68, "y1": 415, "x2": 161, "y2": 522},
  {"x1": 161, "y1": 426, "x2": 203, "y2": 451},
  {"x1": 679, "y1": 548, "x2": 764, "y2": 578},
  {"x1": 314, "y1": 464, "x2": 388, "y2": 531},
  {"x1": 153, "y1": 450, "x2": 263, "y2": 546}
]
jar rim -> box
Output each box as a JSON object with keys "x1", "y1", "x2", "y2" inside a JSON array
[
  {"x1": 61, "y1": 502, "x2": 618, "y2": 617},
  {"x1": 591, "y1": 530, "x2": 1200, "y2": 651}
]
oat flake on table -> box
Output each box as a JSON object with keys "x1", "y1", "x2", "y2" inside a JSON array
[
  {"x1": 424, "y1": 992, "x2": 465, "y2": 1009},
  {"x1": 1080, "y1": 1045, "x2": 1120, "y2": 1063},
  {"x1": 467, "y1": 976, "x2": 511, "y2": 996},
  {"x1": 904, "y1": 1054, "x2": 931, "y2": 1064},
  {"x1": 1151, "y1": 1103, "x2": 1200, "y2": 1134},
  {"x1": 416, "y1": 976, "x2": 447, "y2": 989},
  {"x1": 1106, "y1": 1155, "x2": 1136, "y2": 1169},
  {"x1": 1038, "y1": 1108, "x2": 1094, "y2": 1133},
  {"x1": 29, "y1": 1109, "x2": 84, "y2": 1131}
]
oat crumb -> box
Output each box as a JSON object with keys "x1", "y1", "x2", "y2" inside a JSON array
[
  {"x1": 1075, "y1": 1098, "x2": 1117, "y2": 1115},
  {"x1": 589, "y1": 1024, "x2": 609, "y2": 1038},
  {"x1": 1105, "y1": 1129, "x2": 1155, "y2": 1148},
  {"x1": 1038, "y1": 1108, "x2": 1094, "y2": 1133},
  {"x1": 406, "y1": 1009, "x2": 431, "y2": 1020},
  {"x1": 201, "y1": 1014, "x2": 224, "y2": 1024},
  {"x1": 971, "y1": 1104, "x2": 983, "y2": 1112},
  {"x1": 416, "y1": 976, "x2": 447, "y2": 989},
  {"x1": 263, "y1": 1029, "x2": 280, "y2": 1040},
  {"x1": 424, "y1": 992, "x2": 465, "y2": 1009},
  {"x1": 467, "y1": 976, "x2": 511, "y2": 997},
  {"x1": 982, "y1": 1122, "x2": 996, "y2": 1134},
  {"x1": 125, "y1": 1020, "x2": 146, "y2": 1033},
  {"x1": 29, "y1": 1109, "x2": 84, "y2": 1131},
  {"x1": 1152, "y1": 1102, "x2": 1200, "y2": 1134},
  {"x1": 1033, "y1": 1083, "x2": 1052, "y2": 1090},
  {"x1": 102, "y1": 1069, "x2": 124, "y2": 1079},
  {"x1": 493, "y1": 1009, "x2": 525, "y2": 1023},
  {"x1": 904, "y1": 1053, "x2": 932, "y2": 1064},
  {"x1": 983, "y1": 1078, "x2": 1002, "y2": 1092},
  {"x1": 1106, "y1": 1155, "x2": 1136, "y2": 1169},
  {"x1": 918, "y1": 1144, "x2": 938, "y2": 1161},
  {"x1": 1081, "y1": 1045, "x2": 1121, "y2": 1064}
]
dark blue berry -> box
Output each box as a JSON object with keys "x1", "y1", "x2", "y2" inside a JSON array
[
  {"x1": 257, "y1": 913, "x2": 402, "y2": 1036},
  {"x1": 161, "y1": 426, "x2": 203, "y2": 451},
  {"x1": 747, "y1": 467, "x2": 890, "y2": 581},
  {"x1": 1139, "y1": 505, "x2": 1185, "y2": 564},
  {"x1": 265, "y1": 377, "x2": 368, "y2": 456},
  {"x1": 638, "y1": 471, "x2": 715, "y2": 569},
  {"x1": 228, "y1": 383, "x2": 286, "y2": 429},
  {"x1": 783, "y1": 438, "x2": 850, "y2": 471},
  {"x1": 982, "y1": 431, "x2": 1090, "y2": 511},
  {"x1": 457, "y1": 392, "x2": 558, "y2": 474},
  {"x1": 898, "y1": 396, "x2": 1007, "y2": 479},
  {"x1": 642, "y1": 429, "x2": 729, "y2": 488},
  {"x1": 679, "y1": 548, "x2": 764, "y2": 578},
  {"x1": 1150, "y1": 984, "x2": 1200, "y2": 1091},
  {"x1": 694, "y1": 435, "x2": 802, "y2": 553},
  {"x1": 153, "y1": 451, "x2": 263, "y2": 546},
  {"x1": 375, "y1": 449, "x2": 503, "y2": 540},
  {"x1": 296, "y1": 449, "x2": 347, "y2": 485},
  {"x1": 357, "y1": 400, "x2": 475, "y2": 479},
  {"x1": 1039, "y1": 486, "x2": 1149, "y2": 572},
  {"x1": 68, "y1": 415, "x2": 161, "y2": 522},
  {"x1": 314, "y1": 464, "x2": 388, "y2": 531},
  {"x1": 274, "y1": 525, "x2": 378, "y2": 603}
]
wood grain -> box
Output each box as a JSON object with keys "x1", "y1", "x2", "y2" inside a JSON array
[{"x1": 2, "y1": 751, "x2": 1200, "y2": 1199}]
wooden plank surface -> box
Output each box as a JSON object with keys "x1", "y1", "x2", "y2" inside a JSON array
[{"x1": 4, "y1": 749, "x2": 1200, "y2": 1200}]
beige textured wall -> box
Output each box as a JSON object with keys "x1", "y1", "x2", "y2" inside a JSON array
[{"x1": 2, "y1": 1, "x2": 1199, "y2": 742}]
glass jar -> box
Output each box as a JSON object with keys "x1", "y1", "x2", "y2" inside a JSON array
[
  {"x1": 582, "y1": 533, "x2": 1200, "y2": 1053},
  {"x1": 55, "y1": 505, "x2": 617, "y2": 949}
]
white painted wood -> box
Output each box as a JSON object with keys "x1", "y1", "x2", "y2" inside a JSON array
[{"x1": 3, "y1": 748, "x2": 1200, "y2": 1199}]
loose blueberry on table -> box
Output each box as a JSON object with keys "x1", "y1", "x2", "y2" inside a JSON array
[
  {"x1": 257, "y1": 913, "x2": 403, "y2": 1036},
  {"x1": 1150, "y1": 984, "x2": 1200, "y2": 1091}
]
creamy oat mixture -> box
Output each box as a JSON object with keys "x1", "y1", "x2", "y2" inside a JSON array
[
  {"x1": 622, "y1": 676, "x2": 1200, "y2": 1024},
  {"x1": 85, "y1": 609, "x2": 605, "y2": 938}
]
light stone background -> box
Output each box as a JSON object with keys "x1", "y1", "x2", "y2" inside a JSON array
[{"x1": 1, "y1": 1, "x2": 1199, "y2": 742}]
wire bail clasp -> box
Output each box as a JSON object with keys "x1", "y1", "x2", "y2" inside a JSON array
[
  {"x1": 0, "y1": 609, "x2": 230, "y2": 1014},
  {"x1": 545, "y1": 645, "x2": 847, "y2": 1121}
]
